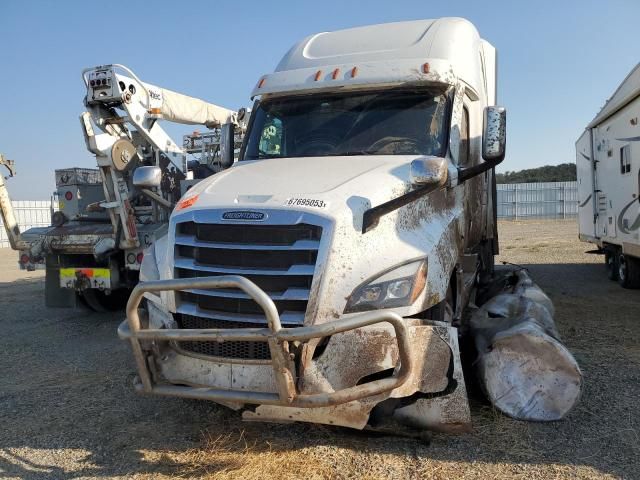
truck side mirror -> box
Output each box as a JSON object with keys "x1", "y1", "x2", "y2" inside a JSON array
[
  {"x1": 482, "y1": 106, "x2": 506, "y2": 162},
  {"x1": 219, "y1": 123, "x2": 235, "y2": 169},
  {"x1": 410, "y1": 156, "x2": 448, "y2": 187},
  {"x1": 457, "y1": 106, "x2": 506, "y2": 184},
  {"x1": 133, "y1": 166, "x2": 162, "y2": 188}
]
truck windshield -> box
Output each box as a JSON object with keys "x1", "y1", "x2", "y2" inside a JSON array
[{"x1": 243, "y1": 87, "x2": 450, "y2": 160}]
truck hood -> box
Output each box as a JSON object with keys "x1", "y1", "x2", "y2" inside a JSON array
[
  {"x1": 166, "y1": 154, "x2": 461, "y2": 321},
  {"x1": 192, "y1": 155, "x2": 413, "y2": 208}
]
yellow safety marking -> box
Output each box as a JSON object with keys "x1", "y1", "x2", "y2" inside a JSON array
[{"x1": 60, "y1": 268, "x2": 110, "y2": 279}]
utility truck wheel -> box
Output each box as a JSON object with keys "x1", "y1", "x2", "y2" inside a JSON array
[
  {"x1": 605, "y1": 250, "x2": 618, "y2": 281},
  {"x1": 82, "y1": 289, "x2": 131, "y2": 311},
  {"x1": 617, "y1": 253, "x2": 640, "y2": 289}
]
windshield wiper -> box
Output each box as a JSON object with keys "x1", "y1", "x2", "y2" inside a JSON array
[
  {"x1": 249, "y1": 150, "x2": 378, "y2": 159},
  {"x1": 324, "y1": 150, "x2": 378, "y2": 156}
]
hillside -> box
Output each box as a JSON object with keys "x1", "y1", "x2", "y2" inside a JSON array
[{"x1": 496, "y1": 163, "x2": 576, "y2": 184}]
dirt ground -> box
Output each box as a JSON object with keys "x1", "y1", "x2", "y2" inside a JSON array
[{"x1": 0, "y1": 219, "x2": 638, "y2": 479}]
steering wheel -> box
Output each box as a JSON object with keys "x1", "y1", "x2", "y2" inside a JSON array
[
  {"x1": 296, "y1": 130, "x2": 341, "y2": 156},
  {"x1": 368, "y1": 136, "x2": 425, "y2": 154}
]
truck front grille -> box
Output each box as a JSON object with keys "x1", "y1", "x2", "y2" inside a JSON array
[
  {"x1": 177, "y1": 315, "x2": 271, "y2": 360},
  {"x1": 174, "y1": 221, "x2": 322, "y2": 360}
]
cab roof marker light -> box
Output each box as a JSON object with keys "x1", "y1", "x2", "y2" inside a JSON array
[
  {"x1": 332, "y1": 68, "x2": 340, "y2": 80},
  {"x1": 422, "y1": 62, "x2": 430, "y2": 74},
  {"x1": 350, "y1": 66, "x2": 358, "y2": 78},
  {"x1": 314, "y1": 70, "x2": 323, "y2": 81},
  {"x1": 257, "y1": 77, "x2": 266, "y2": 88}
]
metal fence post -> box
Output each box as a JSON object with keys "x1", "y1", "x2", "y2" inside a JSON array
[{"x1": 514, "y1": 184, "x2": 518, "y2": 220}]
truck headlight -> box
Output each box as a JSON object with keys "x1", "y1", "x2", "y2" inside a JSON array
[{"x1": 344, "y1": 259, "x2": 427, "y2": 313}]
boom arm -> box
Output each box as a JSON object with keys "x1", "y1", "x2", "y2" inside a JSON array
[
  {"x1": 0, "y1": 154, "x2": 27, "y2": 251},
  {"x1": 81, "y1": 64, "x2": 238, "y2": 169},
  {"x1": 79, "y1": 64, "x2": 241, "y2": 249}
]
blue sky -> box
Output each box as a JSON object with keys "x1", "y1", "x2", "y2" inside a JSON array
[{"x1": 0, "y1": 0, "x2": 638, "y2": 199}]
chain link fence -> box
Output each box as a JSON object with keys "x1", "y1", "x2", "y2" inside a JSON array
[
  {"x1": 497, "y1": 181, "x2": 578, "y2": 220},
  {"x1": 0, "y1": 200, "x2": 53, "y2": 248}
]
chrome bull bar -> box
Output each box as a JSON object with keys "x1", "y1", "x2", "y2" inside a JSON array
[{"x1": 118, "y1": 275, "x2": 413, "y2": 407}]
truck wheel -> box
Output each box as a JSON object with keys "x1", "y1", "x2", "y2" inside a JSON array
[
  {"x1": 617, "y1": 253, "x2": 640, "y2": 289},
  {"x1": 605, "y1": 250, "x2": 618, "y2": 281},
  {"x1": 81, "y1": 289, "x2": 131, "y2": 312}
]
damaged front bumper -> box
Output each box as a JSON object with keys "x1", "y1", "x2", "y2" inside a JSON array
[{"x1": 118, "y1": 275, "x2": 471, "y2": 433}]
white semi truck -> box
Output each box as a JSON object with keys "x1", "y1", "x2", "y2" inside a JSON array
[
  {"x1": 119, "y1": 18, "x2": 507, "y2": 434},
  {"x1": 577, "y1": 63, "x2": 640, "y2": 288}
]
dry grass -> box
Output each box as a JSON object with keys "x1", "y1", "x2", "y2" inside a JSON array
[
  {"x1": 1, "y1": 220, "x2": 638, "y2": 479},
  {"x1": 139, "y1": 429, "x2": 335, "y2": 479},
  {"x1": 138, "y1": 421, "x2": 618, "y2": 480}
]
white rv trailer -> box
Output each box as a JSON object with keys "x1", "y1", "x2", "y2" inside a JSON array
[{"x1": 577, "y1": 63, "x2": 640, "y2": 288}]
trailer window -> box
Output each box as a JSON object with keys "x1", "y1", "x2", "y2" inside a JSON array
[
  {"x1": 621, "y1": 145, "x2": 631, "y2": 174},
  {"x1": 243, "y1": 87, "x2": 450, "y2": 160}
]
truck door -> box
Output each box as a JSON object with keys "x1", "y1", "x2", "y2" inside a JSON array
[{"x1": 461, "y1": 104, "x2": 485, "y2": 248}]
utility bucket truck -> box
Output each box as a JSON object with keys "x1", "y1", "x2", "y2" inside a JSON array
[
  {"x1": 577, "y1": 63, "x2": 640, "y2": 288},
  {"x1": 119, "y1": 18, "x2": 514, "y2": 434},
  {"x1": 0, "y1": 65, "x2": 245, "y2": 310}
]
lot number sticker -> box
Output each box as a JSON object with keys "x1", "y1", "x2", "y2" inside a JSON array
[{"x1": 285, "y1": 198, "x2": 328, "y2": 209}]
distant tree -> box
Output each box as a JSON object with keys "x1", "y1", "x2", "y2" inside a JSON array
[{"x1": 496, "y1": 163, "x2": 576, "y2": 184}]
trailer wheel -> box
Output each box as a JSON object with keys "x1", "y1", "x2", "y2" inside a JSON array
[
  {"x1": 617, "y1": 253, "x2": 640, "y2": 289},
  {"x1": 605, "y1": 250, "x2": 618, "y2": 281},
  {"x1": 81, "y1": 289, "x2": 131, "y2": 312}
]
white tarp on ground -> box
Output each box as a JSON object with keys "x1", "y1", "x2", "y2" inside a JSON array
[{"x1": 471, "y1": 269, "x2": 582, "y2": 421}]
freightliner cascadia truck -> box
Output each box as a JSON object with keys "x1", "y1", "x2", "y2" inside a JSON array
[{"x1": 119, "y1": 17, "x2": 507, "y2": 434}]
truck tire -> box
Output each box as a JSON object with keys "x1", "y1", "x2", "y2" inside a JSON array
[
  {"x1": 81, "y1": 289, "x2": 131, "y2": 311},
  {"x1": 617, "y1": 253, "x2": 640, "y2": 289},
  {"x1": 605, "y1": 250, "x2": 618, "y2": 281}
]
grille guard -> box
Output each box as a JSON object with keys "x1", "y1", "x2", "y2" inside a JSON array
[{"x1": 118, "y1": 275, "x2": 414, "y2": 407}]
